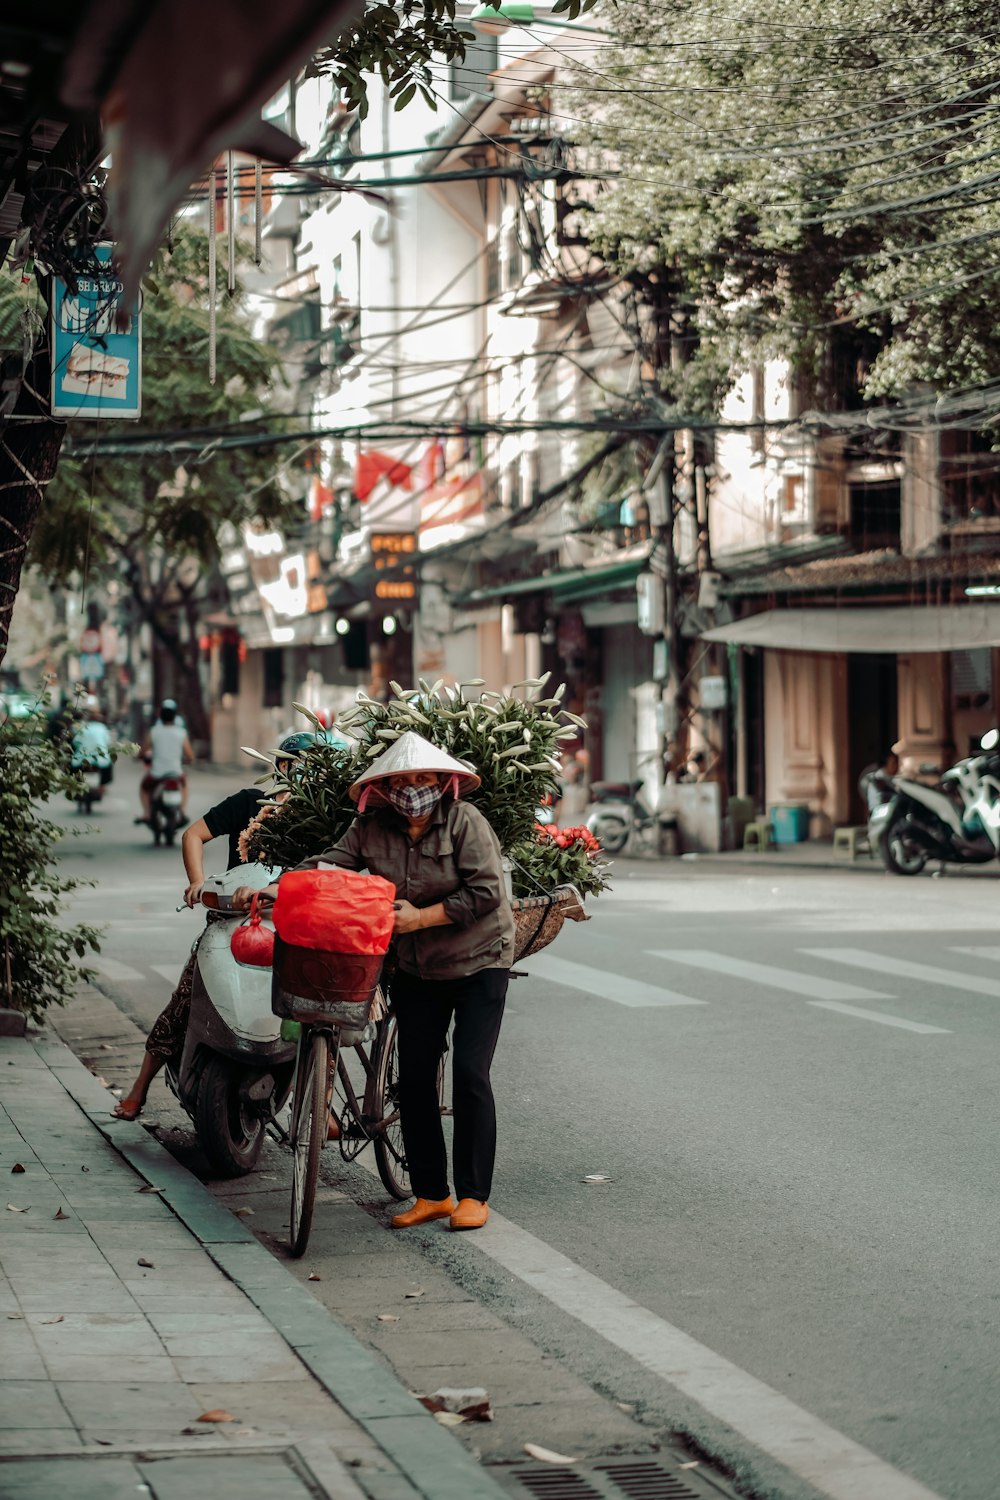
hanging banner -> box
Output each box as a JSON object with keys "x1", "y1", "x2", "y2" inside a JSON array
[{"x1": 50, "y1": 244, "x2": 142, "y2": 420}]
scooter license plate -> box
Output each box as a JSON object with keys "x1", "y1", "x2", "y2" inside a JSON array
[
  {"x1": 160, "y1": 789, "x2": 183, "y2": 808},
  {"x1": 84, "y1": 771, "x2": 102, "y2": 790},
  {"x1": 869, "y1": 803, "x2": 891, "y2": 822}
]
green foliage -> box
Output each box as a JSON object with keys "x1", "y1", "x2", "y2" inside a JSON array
[
  {"x1": 30, "y1": 226, "x2": 297, "y2": 582},
  {"x1": 509, "y1": 822, "x2": 611, "y2": 898},
  {"x1": 314, "y1": 0, "x2": 599, "y2": 119},
  {"x1": 247, "y1": 678, "x2": 582, "y2": 882},
  {"x1": 0, "y1": 696, "x2": 103, "y2": 1021},
  {"x1": 571, "y1": 0, "x2": 1000, "y2": 405}
]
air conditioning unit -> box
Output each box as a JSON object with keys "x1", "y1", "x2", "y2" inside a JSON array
[{"x1": 637, "y1": 572, "x2": 664, "y2": 636}]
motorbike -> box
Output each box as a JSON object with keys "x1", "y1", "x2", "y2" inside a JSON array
[
  {"x1": 586, "y1": 779, "x2": 662, "y2": 854},
  {"x1": 868, "y1": 730, "x2": 1000, "y2": 876},
  {"x1": 165, "y1": 863, "x2": 296, "y2": 1176},
  {"x1": 149, "y1": 774, "x2": 185, "y2": 846},
  {"x1": 72, "y1": 761, "x2": 106, "y2": 814}
]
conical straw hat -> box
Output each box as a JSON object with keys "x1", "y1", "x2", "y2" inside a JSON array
[{"x1": 349, "y1": 731, "x2": 480, "y2": 803}]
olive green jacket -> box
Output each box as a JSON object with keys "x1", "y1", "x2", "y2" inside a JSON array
[{"x1": 295, "y1": 798, "x2": 514, "y2": 981}]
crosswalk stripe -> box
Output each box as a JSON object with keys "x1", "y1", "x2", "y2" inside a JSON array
[
  {"x1": 524, "y1": 953, "x2": 706, "y2": 1008},
  {"x1": 91, "y1": 956, "x2": 145, "y2": 983},
  {"x1": 808, "y1": 1002, "x2": 951, "y2": 1035},
  {"x1": 803, "y1": 948, "x2": 1000, "y2": 998},
  {"x1": 647, "y1": 950, "x2": 892, "y2": 1002},
  {"x1": 951, "y1": 946, "x2": 1000, "y2": 964}
]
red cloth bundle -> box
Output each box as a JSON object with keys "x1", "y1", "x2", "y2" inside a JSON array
[{"x1": 273, "y1": 869, "x2": 396, "y2": 956}]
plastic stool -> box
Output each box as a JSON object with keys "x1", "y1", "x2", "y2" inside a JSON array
[
  {"x1": 743, "y1": 820, "x2": 773, "y2": 852},
  {"x1": 833, "y1": 825, "x2": 869, "y2": 860}
]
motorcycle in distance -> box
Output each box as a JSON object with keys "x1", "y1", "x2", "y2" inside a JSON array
[
  {"x1": 586, "y1": 777, "x2": 664, "y2": 854},
  {"x1": 147, "y1": 767, "x2": 184, "y2": 846},
  {"x1": 71, "y1": 761, "x2": 106, "y2": 815},
  {"x1": 868, "y1": 729, "x2": 1000, "y2": 876},
  {"x1": 166, "y1": 864, "x2": 296, "y2": 1176}
]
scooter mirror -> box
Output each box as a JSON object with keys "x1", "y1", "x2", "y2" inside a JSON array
[{"x1": 981, "y1": 729, "x2": 1000, "y2": 751}]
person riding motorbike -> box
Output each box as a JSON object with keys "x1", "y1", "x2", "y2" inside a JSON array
[
  {"x1": 113, "y1": 732, "x2": 320, "y2": 1121},
  {"x1": 71, "y1": 696, "x2": 112, "y2": 779},
  {"x1": 138, "y1": 702, "x2": 194, "y2": 826}
]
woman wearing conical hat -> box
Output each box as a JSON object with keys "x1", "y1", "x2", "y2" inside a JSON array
[{"x1": 238, "y1": 730, "x2": 514, "y2": 1232}]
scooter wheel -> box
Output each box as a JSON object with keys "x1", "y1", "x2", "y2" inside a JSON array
[
  {"x1": 195, "y1": 1055, "x2": 266, "y2": 1177},
  {"x1": 880, "y1": 817, "x2": 929, "y2": 876},
  {"x1": 591, "y1": 815, "x2": 629, "y2": 855}
]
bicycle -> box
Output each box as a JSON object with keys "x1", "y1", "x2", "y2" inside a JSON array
[{"x1": 280, "y1": 966, "x2": 447, "y2": 1259}]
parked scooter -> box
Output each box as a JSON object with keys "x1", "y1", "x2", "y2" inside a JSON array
[
  {"x1": 586, "y1": 779, "x2": 663, "y2": 854},
  {"x1": 165, "y1": 864, "x2": 296, "y2": 1176},
  {"x1": 868, "y1": 730, "x2": 1000, "y2": 876}
]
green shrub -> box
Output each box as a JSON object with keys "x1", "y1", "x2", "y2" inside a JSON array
[{"x1": 0, "y1": 700, "x2": 103, "y2": 1020}]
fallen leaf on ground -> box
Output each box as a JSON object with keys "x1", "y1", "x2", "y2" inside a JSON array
[
  {"x1": 81, "y1": 1166, "x2": 89, "y2": 1173},
  {"x1": 583, "y1": 1174, "x2": 611, "y2": 1184},
  {"x1": 197, "y1": 1410, "x2": 235, "y2": 1424},
  {"x1": 377, "y1": 1314, "x2": 400, "y2": 1323},
  {"x1": 137, "y1": 1185, "x2": 164, "y2": 1195},
  {"x1": 234, "y1": 1206, "x2": 254, "y2": 1216},
  {"x1": 418, "y1": 1387, "x2": 493, "y2": 1422},
  {"x1": 7, "y1": 1312, "x2": 24, "y2": 1320},
  {"x1": 40, "y1": 1316, "x2": 64, "y2": 1324},
  {"x1": 524, "y1": 1443, "x2": 576, "y2": 1464},
  {"x1": 6, "y1": 1203, "x2": 27, "y2": 1213},
  {"x1": 95, "y1": 1076, "x2": 110, "y2": 1088},
  {"x1": 403, "y1": 1288, "x2": 425, "y2": 1298},
  {"x1": 53, "y1": 1208, "x2": 69, "y2": 1220},
  {"x1": 616, "y1": 1402, "x2": 636, "y2": 1415},
  {"x1": 99, "y1": 1043, "x2": 112, "y2": 1050},
  {"x1": 10, "y1": 1163, "x2": 25, "y2": 1174},
  {"x1": 679, "y1": 1462, "x2": 700, "y2": 1470},
  {"x1": 433, "y1": 1411, "x2": 466, "y2": 1427},
  {"x1": 137, "y1": 1256, "x2": 155, "y2": 1268},
  {"x1": 307, "y1": 1272, "x2": 321, "y2": 1281},
  {"x1": 93, "y1": 1437, "x2": 114, "y2": 1445}
]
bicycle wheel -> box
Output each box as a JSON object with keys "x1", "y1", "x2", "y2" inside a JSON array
[
  {"x1": 289, "y1": 1030, "x2": 329, "y2": 1258},
  {"x1": 372, "y1": 1015, "x2": 447, "y2": 1200},
  {"x1": 372, "y1": 1015, "x2": 410, "y2": 1199}
]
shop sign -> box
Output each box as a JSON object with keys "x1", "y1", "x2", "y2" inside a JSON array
[
  {"x1": 370, "y1": 532, "x2": 418, "y2": 608},
  {"x1": 50, "y1": 244, "x2": 141, "y2": 419}
]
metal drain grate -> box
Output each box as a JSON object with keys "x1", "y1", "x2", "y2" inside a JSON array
[
  {"x1": 595, "y1": 1460, "x2": 704, "y2": 1499},
  {"x1": 509, "y1": 1470, "x2": 606, "y2": 1500},
  {"x1": 499, "y1": 1458, "x2": 730, "y2": 1500}
]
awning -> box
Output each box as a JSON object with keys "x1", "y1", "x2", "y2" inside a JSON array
[
  {"x1": 702, "y1": 605, "x2": 1000, "y2": 654},
  {"x1": 457, "y1": 546, "x2": 653, "y2": 607}
]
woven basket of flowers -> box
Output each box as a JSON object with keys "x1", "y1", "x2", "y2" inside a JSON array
[{"x1": 511, "y1": 885, "x2": 589, "y2": 961}]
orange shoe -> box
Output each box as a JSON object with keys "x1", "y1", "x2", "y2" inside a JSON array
[
  {"x1": 390, "y1": 1196, "x2": 455, "y2": 1229},
  {"x1": 449, "y1": 1198, "x2": 489, "y2": 1231}
]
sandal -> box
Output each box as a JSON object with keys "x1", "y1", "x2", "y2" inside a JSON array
[{"x1": 112, "y1": 1098, "x2": 144, "y2": 1120}]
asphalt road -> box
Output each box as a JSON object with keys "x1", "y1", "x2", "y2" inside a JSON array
[{"x1": 53, "y1": 759, "x2": 1000, "y2": 1500}]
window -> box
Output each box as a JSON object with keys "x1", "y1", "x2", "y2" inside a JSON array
[
  {"x1": 262, "y1": 648, "x2": 284, "y2": 708},
  {"x1": 450, "y1": 34, "x2": 498, "y2": 100}
]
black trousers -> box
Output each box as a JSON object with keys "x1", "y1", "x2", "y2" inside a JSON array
[{"x1": 391, "y1": 966, "x2": 508, "y2": 1203}]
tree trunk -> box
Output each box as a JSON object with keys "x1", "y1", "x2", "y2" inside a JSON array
[{"x1": 0, "y1": 352, "x2": 67, "y2": 668}]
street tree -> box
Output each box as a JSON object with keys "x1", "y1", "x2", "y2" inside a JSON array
[
  {"x1": 12, "y1": 228, "x2": 294, "y2": 745},
  {"x1": 570, "y1": 0, "x2": 1000, "y2": 414}
]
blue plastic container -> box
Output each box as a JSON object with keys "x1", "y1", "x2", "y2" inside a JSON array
[{"x1": 771, "y1": 804, "x2": 810, "y2": 844}]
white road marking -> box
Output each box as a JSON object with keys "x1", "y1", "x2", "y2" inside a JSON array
[
  {"x1": 471, "y1": 1213, "x2": 944, "y2": 1500},
  {"x1": 808, "y1": 1001, "x2": 951, "y2": 1035},
  {"x1": 803, "y1": 948, "x2": 1000, "y2": 998},
  {"x1": 524, "y1": 953, "x2": 706, "y2": 1008},
  {"x1": 151, "y1": 964, "x2": 183, "y2": 984},
  {"x1": 951, "y1": 946, "x2": 1000, "y2": 963},
  {"x1": 648, "y1": 950, "x2": 892, "y2": 1002},
  {"x1": 91, "y1": 956, "x2": 145, "y2": 983}
]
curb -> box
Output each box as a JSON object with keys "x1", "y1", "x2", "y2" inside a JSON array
[{"x1": 31, "y1": 1032, "x2": 511, "y2": 1500}]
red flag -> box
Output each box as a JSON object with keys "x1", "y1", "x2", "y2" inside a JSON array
[
  {"x1": 355, "y1": 451, "x2": 413, "y2": 502},
  {"x1": 310, "y1": 477, "x2": 334, "y2": 522}
]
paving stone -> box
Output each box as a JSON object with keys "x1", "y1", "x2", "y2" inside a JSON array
[
  {"x1": 0, "y1": 1382, "x2": 75, "y2": 1431},
  {"x1": 170, "y1": 1353, "x2": 306, "y2": 1383},
  {"x1": 158, "y1": 1329, "x2": 295, "y2": 1360},
  {"x1": 137, "y1": 1452, "x2": 315, "y2": 1500},
  {"x1": 38, "y1": 1352, "x2": 179, "y2": 1382},
  {"x1": 55, "y1": 1380, "x2": 202, "y2": 1431},
  {"x1": 0, "y1": 1433, "x2": 86, "y2": 1457},
  {"x1": 29, "y1": 1312, "x2": 166, "y2": 1360},
  {"x1": 364, "y1": 1414, "x2": 510, "y2": 1500},
  {"x1": 0, "y1": 1456, "x2": 139, "y2": 1497}
]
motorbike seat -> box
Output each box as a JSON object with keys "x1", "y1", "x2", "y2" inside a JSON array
[{"x1": 591, "y1": 780, "x2": 643, "y2": 801}]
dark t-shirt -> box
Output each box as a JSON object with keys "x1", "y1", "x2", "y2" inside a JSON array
[{"x1": 203, "y1": 787, "x2": 267, "y2": 870}]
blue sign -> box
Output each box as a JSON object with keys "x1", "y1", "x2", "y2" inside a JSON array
[{"x1": 50, "y1": 244, "x2": 141, "y2": 420}]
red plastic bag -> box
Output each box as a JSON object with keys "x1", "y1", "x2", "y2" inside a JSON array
[
  {"x1": 273, "y1": 869, "x2": 397, "y2": 956},
  {"x1": 230, "y1": 895, "x2": 275, "y2": 967}
]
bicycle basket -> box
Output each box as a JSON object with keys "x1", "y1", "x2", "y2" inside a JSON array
[
  {"x1": 511, "y1": 886, "x2": 588, "y2": 961},
  {"x1": 272, "y1": 934, "x2": 384, "y2": 1027}
]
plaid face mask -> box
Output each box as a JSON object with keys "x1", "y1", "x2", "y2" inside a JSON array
[{"x1": 384, "y1": 782, "x2": 443, "y2": 819}]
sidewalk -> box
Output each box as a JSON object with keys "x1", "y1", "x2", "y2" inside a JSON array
[
  {"x1": 611, "y1": 841, "x2": 1000, "y2": 878},
  {"x1": 0, "y1": 1031, "x2": 511, "y2": 1500}
]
